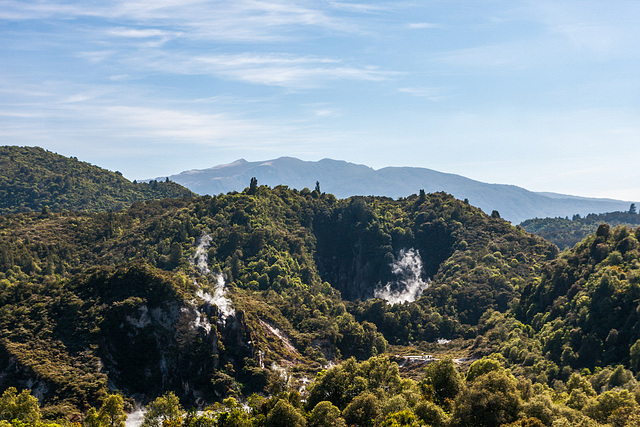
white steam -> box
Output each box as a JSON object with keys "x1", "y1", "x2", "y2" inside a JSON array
[
  {"x1": 192, "y1": 233, "x2": 212, "y2": 275},
  {"x1": 197, "y1": 274, "x2": 235, "y2": 319},
  {"x1": 191, "y1": 233, "x2": 235, "y2": 321},
  {"x1": 374, "y1": 248, "x2": 430, "y2": 305},
  {"x1": 124, "y1": 408, "x2": 146, "y2": 427}
]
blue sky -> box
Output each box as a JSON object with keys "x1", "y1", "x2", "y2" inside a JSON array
[{"x1": 1, "y1": 1, "x2": 639, "y2": 201}]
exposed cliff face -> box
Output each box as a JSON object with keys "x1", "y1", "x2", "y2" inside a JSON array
[{"x1": 0, "y1": 263, "x2": 258, "y2": 410}]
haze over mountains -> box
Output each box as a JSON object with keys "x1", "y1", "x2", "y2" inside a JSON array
[{"x1": 158, "y1": 157, "x2": 636, "y2": 224}]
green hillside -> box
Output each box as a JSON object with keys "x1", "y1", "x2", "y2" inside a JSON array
[
  {"x1": 516, "y1": 223, "x2": 640, "y2": 371},
  {"x1": 0, "y1": 146, "x2": 195, "y2": 214},
  {"x1": 520, "y1": 208, "x2": 640, "y2": 249},
  {"x1": 2, "y1": 178, "x2": 640, "y2": 425}
]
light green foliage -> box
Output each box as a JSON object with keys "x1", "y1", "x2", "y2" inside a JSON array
[
  {"x1": 413, "y1": 400, "x2": 446, "y2": 427},
  {"x1": 583, "y1": 389, "x2": 637, "y2": 425},
  {"x1": 208, "y1": 397, "x2": 252, "y2": 427},
  {"x1": 263, "y1": 399, "x2": 306, "y2": 427},
  {"x1": 0, "y1": 387, "x2": 41, "y2": 425},
  {"x1": 141, "y1": 392, "x2": 184, "y2": 427},
  {"x1": 379, "y1": 409, "x2": 423, "y2": 427},
  {"x1": 307, "y1": 356, "x2": 402, "y2": 410},
  {"x1": 465, "y1": 357, "x2": 503, "y2": 382},
  {"x1": 452, "y1": 370, "x2": 522, "y2": 427},
  {"x1": 85, "y1": 395, "x2": 127, "y2": 427},
  {"x1": 308, "y1": 401, "x2": 346, "y2": 427}
]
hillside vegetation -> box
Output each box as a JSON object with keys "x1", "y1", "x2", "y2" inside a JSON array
[
  {"x1": 0, "y1": 146, "x2": 195, "y2": 214},
  {"x1": 520, "y1": 207, "x2": 640, "y2": 249},
  {"x1": 0, "y1": 184, "x2": 551, "y2": 408},
  {"x1": 2, "y1": 156, "x2": 640, "y2": 425}
]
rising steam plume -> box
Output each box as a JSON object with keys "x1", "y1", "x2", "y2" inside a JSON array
[
  {"x1": 191, "y1": 233, "x2": 235, "y2": 320},
  {"x1": 374, "y1": 248, "x2": 430, "y2": 304}
]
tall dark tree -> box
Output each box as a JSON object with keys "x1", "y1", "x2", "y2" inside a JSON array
[
  {"x1": 248, "y1": 177, "x2": 258, "y2": 195},
  {"x1": 630, "y1": 203, "x2": 637, "y2": 214}
]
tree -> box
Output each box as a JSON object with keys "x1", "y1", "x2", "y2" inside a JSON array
[
  {"x1": 141, "y1": 392, "x2": 184, "y2": 427},
  {"x1": 0, "y1": 387, "x2": 41, "y2": 425},
  {"x1": 248, "y1": 177, "x2": 258, "y2": 195},
  {"x1": 414, "y1": 400, "x2": 447, "y2": 427},
  {"x1": 308, "y1": 401, "x2": 346, "y2": 427},
  {"x1": 169, "y1": 242, "x2": 183, "y2": 267},
  {"x1": 465, "y1": 358, "x2": 503, "y2": 382},
  {"x1": 315, "y1": 181, "x2": 321, "y2": 193},
  {"x1": 264, "y1": 399, "x2": 306, "y2": 427},
  {"x1": 630, "y1": 203, "x2": 637, "y2": 214},
  {"x1": 342, "y1": 392, "x2": 381, "y2": 427},
  {"x1": 421, "y1": 359, "x2": 463, "y2": 407},
  {"x1": 491, "y1": 210, "x2": 501, "y2": 219},
  {"x1": 452, "y1": 370, "x2": 521, "y2": 427},
  {"x1": 630, "y1": 339, "x2": 640, "y2": 372},
  {"x1": 379, "y1": 409, "x2": 422, "y2": 427},
  {"x1": 85, "y1": 395, "x2": 128, "y2": 427}
]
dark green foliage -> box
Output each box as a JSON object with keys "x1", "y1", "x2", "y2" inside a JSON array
[
  {"x1": 515, "y1": 224, "x2": 640, "y2": 371},
  {"x1": 521, "y1": 211, "x2": 640, "y2": 249},
  {"x1": 0, "y1": 181, "x2": 558, "y2": 416},
  {"x1": 342, "y1": 392, "x2": 381, "y2": 427},
  {"x1": 413, "y1": 400, "x2": 446, "y2": 427},
  {"x1": 420, "y1": 359, "x2": 462, "y2": 408},
  {"x1": 264, "y1": 399, "x2": 306, "y2": 427},
  {"x1": 0, "y1": 146, "x2": 194, "y2": 214},
  {"x1": 452, "y1": 370, "x2": 522, "y2": 427},
  {"x1": 308, "y1": 401, "x2": 346, "y2": 427}
]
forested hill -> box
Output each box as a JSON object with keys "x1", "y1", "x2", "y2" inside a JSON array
[
  {"x1": 3, "y1": 183, "x2": 640, "y2": 425},
  {"x1": 0, "y1": 146, "x2": 195, "y2": 214},
  {"x1": 520, "y1": 208, "x2": 640, "y2": 249},
  {"x1": 0, "y1": 185, "x2": 552, "y2": 414}
]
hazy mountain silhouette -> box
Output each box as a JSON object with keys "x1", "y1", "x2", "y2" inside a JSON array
[{"x1": 158, "y1": 157, "x2": 636, "y2": 224}]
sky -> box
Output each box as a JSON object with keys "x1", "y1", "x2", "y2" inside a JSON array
[{"x1": 1, "y1": 0, "x2": 639, "y2": 201}]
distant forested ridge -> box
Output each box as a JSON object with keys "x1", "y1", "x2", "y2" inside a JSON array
[
  {"x1": 0, "y1": 146, "x2": 194, "y2": 214},
  {"x1": 520, "y1": 206, "x2": 640, "y2": 249},
  {"x1": 158, "y1": 156, "x2": 637, "y2": 223}
]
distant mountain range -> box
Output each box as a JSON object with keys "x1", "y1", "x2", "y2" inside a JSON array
[{"x1": 156, "y1": 157, "x2": 637, "y2": 224}]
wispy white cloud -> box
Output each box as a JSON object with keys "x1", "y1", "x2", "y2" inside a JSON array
[
  {"x1": 528, "y1": 0, "x2": 640, "y2": 58},
  {"x1": 328, "y1": 1, "x2": 389, "y2": 14},
  {"x1": 122, "y1": 51, "x2": 398, "y2": 88},
  {"x1": 398, "y1": 87, "x2": 444, "y2": 100},
  {"x1": 0, "y1": 0, "x2": 363, "y2": 41},
  {"x1": 407, "y1": 22, "x2": 439, "y2": 29},
  {"x1": 77, "y1": 50, "x2": 117, "y2": 64},
  {"x1": 106, "y1": 27, "x2": 180, "y2": 39}
]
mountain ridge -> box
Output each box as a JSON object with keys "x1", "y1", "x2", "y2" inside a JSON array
[{"x1": 154, "y1": 157, "x2": 637, "y2": 224}]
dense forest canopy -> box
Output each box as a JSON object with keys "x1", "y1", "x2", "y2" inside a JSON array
[
  {"x1": 520, "y1": 208, "x2": 640, "y2": 249},
  {"x1": 2, "y1": 150, "x2": 640, "y2": 426},
  {"x1": 0, "y1": 146, "x2": 195, "y2": 214}
]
